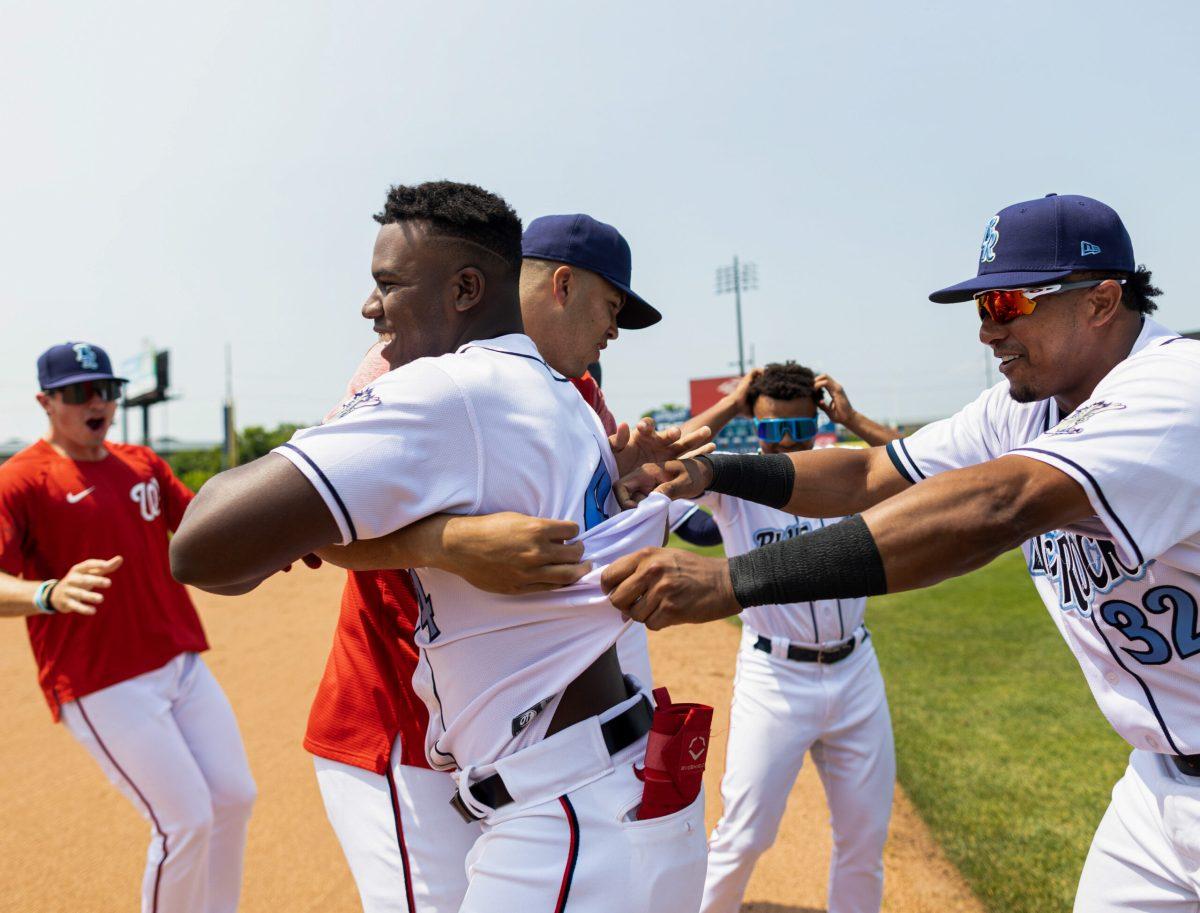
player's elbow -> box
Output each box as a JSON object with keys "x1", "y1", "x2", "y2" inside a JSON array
[
  {"x1": 974, "y1": 456, "x2": 1069, "y2": 550},
  {"x1": 169, "y1": 476, "x2": 237, "y2": 586}
]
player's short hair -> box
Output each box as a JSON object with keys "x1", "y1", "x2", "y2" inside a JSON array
[
  {"x1": 747, "y1": 361, "x2": 817, "y2": 410},
  {"x1": 1067, "y1": 265, "x2": 1161, "y2": 315},
  {"x1": 374, "y1": 181, "x2": 524, "y2": 275}
]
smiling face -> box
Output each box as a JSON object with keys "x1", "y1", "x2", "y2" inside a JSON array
[
  {"x1": 38, "y1": 386, "x2": 118, "y2": 456},
  {"x1": 979, "y1": 284, "x2": 1116, "y2": 404},
  {"x1": 360, "y1": 221, "x2": 486, "y2": 369},
  {"x1": 752, "y1": 394, "x2": 818, "y2": 455}
]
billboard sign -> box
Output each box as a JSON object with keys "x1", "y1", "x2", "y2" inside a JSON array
[{"x1": 689, "y1": 374, "x2": 741, "y2": 415}]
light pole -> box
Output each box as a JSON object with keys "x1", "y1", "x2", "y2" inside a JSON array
[{"x1": 715, "y1": 257, "x2": 758, "y2": 375}]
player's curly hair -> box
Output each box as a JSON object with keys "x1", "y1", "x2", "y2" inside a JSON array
[
  {"x1": 1068, "y1": 265, "x2": 1162, "y2": 315},
  {"x1": 747, "y1": 361, "x2": 817, "y2": 410},
  {"x1": 374, "y1": 181, "x2": 524, "y2": 274}
]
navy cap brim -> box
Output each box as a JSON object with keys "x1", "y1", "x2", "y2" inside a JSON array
[
  {"x1": 585, "y1": 270, "x2": 660, "y2": 329},
  {"x1": 614, "y1": 287, "x2": 661, "y2": 329},
  {"x1": 43, "y1": 372, "x2": 128, "y2": 390},
  {"x1": 929, "y1": 269, "x2": 1075, "y2": 303}
]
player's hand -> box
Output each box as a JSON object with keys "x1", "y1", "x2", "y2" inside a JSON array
[
  {"x1": 601, "y1": 547, "x2": 739, "y2": 629},
  {"x1": 614, "y1": 456, "x2": 715, "y2": 509},
  {"x1": 280, "y1": 553, "x2": 324, "y2": 573},
  {"x1": 728, "y1": 368, "x2": 763, "y2": 416},
  {"x1": 49, "y1": 555, "x2": 124, "y2": 615},
  {"x1": 814, "y1": 373, "x2": 855, "y2": 426},
  {"x1": 610, "y1": 417, "x2": 714, "y2": 479},
  {"x1": 441, "y1": 513, "x2": 590, "y2": 595}
]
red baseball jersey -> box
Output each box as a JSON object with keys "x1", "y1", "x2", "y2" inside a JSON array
[
  {"x1": 303, "y1": 342, "x2": 615, "y2": 773},
  {"x1": 0, "y1": 441, "x2": 209, "y2": 719}
]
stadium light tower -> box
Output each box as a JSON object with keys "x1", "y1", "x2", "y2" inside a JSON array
[{"x1": 715, "y1": 256, "x2": 757, "y2": 376}]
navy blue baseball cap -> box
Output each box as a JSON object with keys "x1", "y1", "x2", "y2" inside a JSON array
[
  {"x1": 521, "y1": 214, "x2": 662, "y2": 329},
  {"x1": 929, "y1": 194, "x2": 1135, "y2": 303},
  {"x1": 37, "y1": 341, "x2": 127, "y2": 391}
]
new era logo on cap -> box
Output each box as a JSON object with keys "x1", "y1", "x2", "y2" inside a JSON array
[{"x1": 1081, "y1": 241, "x2": 1102, "y2": 256}]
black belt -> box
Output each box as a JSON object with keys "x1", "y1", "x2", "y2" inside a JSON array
[
  {"x1": 1171, "y1": 753, "x2": 1200, "y2": 778},
  {"x1": 753, "y1": 632, "x2": 863, "y2": 665},
  {"x1": 449, "y1": 692, "x2": 654, "y2": 823}
]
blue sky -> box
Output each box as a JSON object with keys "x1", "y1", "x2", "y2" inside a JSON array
[{"x1": 3, "y1": 1, "x2": 1198, "y2": 445}]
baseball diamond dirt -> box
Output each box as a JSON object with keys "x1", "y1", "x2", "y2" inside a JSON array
[{"x1": 0, "y1": 563, "x2": 983, "y2": 912}]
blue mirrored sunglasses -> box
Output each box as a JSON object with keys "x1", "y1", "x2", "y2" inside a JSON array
[{"x1": 755, "y1": 417, "x2": 818, "y2": 444}]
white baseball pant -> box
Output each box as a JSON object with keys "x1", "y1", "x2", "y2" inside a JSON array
[
  {"x1": 701, "y1": 627, "x2": 895, "y2": 913},
  {"x1": 59, "y1": 652, "x2": 257, "y2": 913},
  {"x1": 455, "y1": 689, "x2": 709, "y2": 913},
  {"x1": 313, "y1": 735, "x2": 480, "y2": 913},
  {"x1": 1074, "y1": 748, "x2": 1200, "y2": 911}
]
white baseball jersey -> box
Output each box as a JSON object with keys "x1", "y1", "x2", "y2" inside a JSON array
[
  {"x1": 888, "y1": 317, "x2": 1200, "y2": 755},
  {"x1": 274, "y1": 334, "x2": 665, "y2": 770},
  {"x1": 696, "y1": 489, "x2": 866, "y2": 648}
]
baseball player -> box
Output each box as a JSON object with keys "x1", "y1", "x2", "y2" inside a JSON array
[
  {"x1": 171, "y1": 181, "x2": 711, "y2": 912},
  {"x1": 296, "y1": 213, "x2": 668, "y2": 913},
  {"x1": 605, "y1": 193, "x2": 1200, "y2": 911},
  {"x1": 666, "y1": 364, "x2": 901, "y2": 913},
  {"x1": 0, "y1": 342, "x2": 256, "y2": 913}
]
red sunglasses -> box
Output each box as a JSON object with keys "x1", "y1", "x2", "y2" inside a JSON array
[{"x1": 974, "y1": 279, "x2": 1123, "y2": 325}]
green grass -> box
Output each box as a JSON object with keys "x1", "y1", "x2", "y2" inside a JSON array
[
  {"x1": 870, "y1": 550, "x2": 1127, "y2": 913},
  {"x1": 670, "y1": 537, "x2": 1129, "y2": 913}
]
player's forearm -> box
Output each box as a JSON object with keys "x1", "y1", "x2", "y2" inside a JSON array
[
  {"x1": 842, "y1": 411, "x2": 902, "y2": 447},
  {"x1": 317, "y1": 515, "x2": 446, "y2": 571},
  {"x1": 681, "y1": 395, "x2": 740, "y2": 438},
  {"x1": 862, "y1": 454, "x2": 1091, "y2": 592},
  {"x1": 0, "y1": 571, "x2": 45, "y2": 617}
]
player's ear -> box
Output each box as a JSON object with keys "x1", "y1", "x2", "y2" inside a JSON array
[
  {"x1": 451, "y1": 266, "x2": 486, "y2": 313},
  {"x1": 1088, "y1": 278, "x2": 1125, "y2": 328},
  {"x1": 551, "y1": 265, "x2": 573, "y2": 309}
]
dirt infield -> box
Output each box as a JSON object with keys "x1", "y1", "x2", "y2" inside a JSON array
[{"x1": 0, "y1": 564, "x2": 983, "y2": 912}]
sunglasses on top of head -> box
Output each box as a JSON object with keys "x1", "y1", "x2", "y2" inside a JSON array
[
  {"x1": 973, "y1": 279, "x2": 1125, "y2": 325},
  {"x1": 755, "y1": 417, "x2": 818, "y2": 444},
  {"x1": 51, "y1": 379, "x2": 125, "y2": 405}
]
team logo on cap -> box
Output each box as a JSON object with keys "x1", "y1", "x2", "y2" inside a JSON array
[
  {"x1": 979, "y1": 216, "x2": 1000, "y2": 264},
  {"x1": 73, "y1": 343, "x2": 99, "y2": 371}
]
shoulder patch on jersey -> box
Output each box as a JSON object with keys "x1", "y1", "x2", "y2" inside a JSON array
[
  {"x1": 327, "y1": 385, "x2": 382, "y2": 422},
  {"x1": 1047, "y1": 400, "x2": 1125, "y2": 436}
]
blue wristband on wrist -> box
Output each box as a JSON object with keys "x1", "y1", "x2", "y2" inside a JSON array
[{"x1": 34, "y1": 579, "x2": 59, "y2": 614}]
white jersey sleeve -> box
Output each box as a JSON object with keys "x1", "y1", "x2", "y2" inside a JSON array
[
  {"x1": 273, "y1": 359, "x2": 481, "y2": 545},
  {"x1": 885, "y1": 383, "x2": 1016, "y2": 482},
  {"x1": 1010, "y1": 339, "x2": 1200, "y2": 566},
  {"x1": 667, "y1": 499, "x2": 700, "y2": 532}
]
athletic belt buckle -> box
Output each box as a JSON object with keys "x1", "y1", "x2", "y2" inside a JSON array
[
  {"x1": 449, "y1": 790, "x2": 481, "y2": 824},
  {"x1": 448, "y1": 692, "x2": 654, "y2": 824}
]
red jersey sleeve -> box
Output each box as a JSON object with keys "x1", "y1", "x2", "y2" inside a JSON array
[
  {"x1": 0, "y1": 467, "x2": 32, "y2": 577},
  {"x1": 151, "y1": 451, "x2": 195, "y2": 533}
]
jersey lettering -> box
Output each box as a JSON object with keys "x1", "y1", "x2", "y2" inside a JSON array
[
  {"x1": 752, "y1": 518, "x2": 812, "y2": 548},
  {"x1": 1027, "y1": 530, "x2": 1147, "y2": 614},
  {"x1": 129, "y1": 478, "x2": 162, "y2": 522},
  {"x1": 583, "y1": 459, "x2": 612, "y2": 532},
  {"x1": 410, "y1": 570, "x2": 440, "y2": 642}
]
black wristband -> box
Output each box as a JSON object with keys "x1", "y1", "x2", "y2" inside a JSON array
[
  {"x1": 698, "y1": 453, "x2": 795, "y2": 510},
  {"x1": 728, "y1": 515, "x2": 888, "y2": 607}
]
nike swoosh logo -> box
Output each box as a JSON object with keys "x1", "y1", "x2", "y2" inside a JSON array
[{"x1": 66, "y1": 487, "x2": 95, "y2": 504}]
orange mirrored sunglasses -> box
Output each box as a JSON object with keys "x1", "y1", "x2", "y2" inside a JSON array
[{"x1": 974, "y1": 279, "x2": 1123, "y2": 324}]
